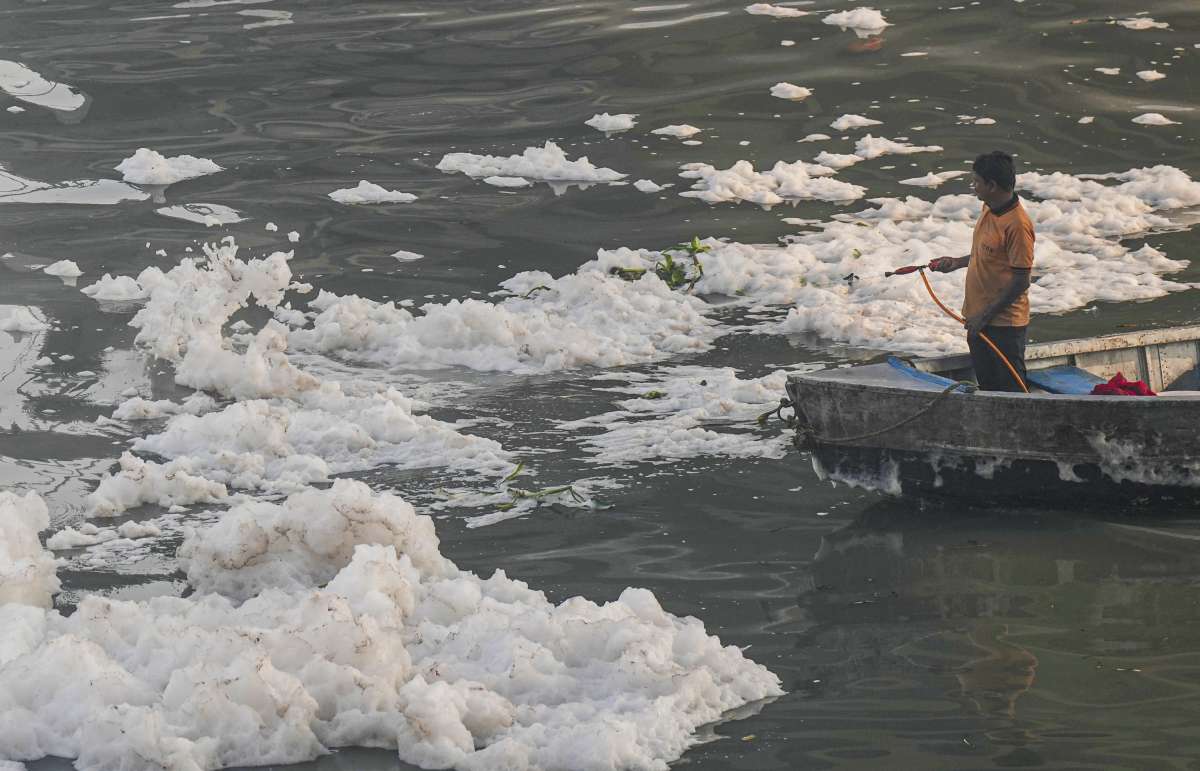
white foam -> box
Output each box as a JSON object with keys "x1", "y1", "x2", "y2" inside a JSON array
[
  {"x1": 437, "y1": 141, "x2": 625, "y2": 183},
  {"x1": 830, "y1": 113, "x2": 881, "y2": 131},
  {"x1": 1132, "y1": 112, "x2": 1179, "y2": 126},
  {"x1": 0, "y1": 491, "x2": 59, "y2": 607},
  {"x1": 87, "y1": 452, "x2": 228, "y2": 517},
  {"x1": 1136, "y1": 70, "x2": 1166, "y2": 81},
  {"x1": 42, "y1": 260, "x2": 82, "y2": 277},
  {"x1": 769, "y1": 82, "x2": 812, "y2": 100},
  {"x1": 677, "y1": 159, "x2": 864, "y2": 206},
  {"x1": 156, "y1": 203, "x2": 246, "y2": 226},
  {"x1": 798, "y1": 133, "x2": 830, "y2": 142},
  {"x1": 651, "y1": 124, "x2": 702, "y2": 138},
  {"x1": 391, "y1": 249, "x2": 425, "y2": 262},
  {"x1": 898, "y1": 170, "x2": 966, "y2": 188},
  {"x1": 584, "y1": 112, "x2": 637, "y2": 132},
  {"x1": 0, "y1": 527, "x2": 780, "y2": 769},
  {"x1": 774, "y1": 166, "x2": 1200, "y2": 354},
  {"x1": 0, "y1": 60, "x2": 87, "y2": 112},
  {"x1": 482, "y1": 176, "x2": 531, "y2": 188},
  {"x1": 115, "y1": 148, "x2": 222, "y2": 186},
  {"x1": 1078, "y1": 116, "x2": 1095, "y2": 124},
  {"x1": 633, "y1": 179, "x2": 667, "y2": 193},
  {"x1": 0, "y1": 169, "x2": 148, "y2": 206},
  {"x1": 1115, "y1": 17, "x2": 1167, "y2": 30},
  {"x1": 822, "y1": 7, "x2": 889, "y2": 37},
  {"x1": 112, "y1": 392, "x2": 219, "y2": 421},
  {"x1": 291, "y1": 267, "x2": 714, "y2": 373},
  {"x1": 81, "y1": 272, "x2": 160, "y2": 302},
  {"x1": 745, "y1": 3, "x2": 809, "y2": 17},
  {"x1": 1095, "y1": 67, "x2": 1120, "y2": 75},
  {"x1": 0, "y1": 306, "x2": 49, "y2": 333},
  {"x1": 812, "y1": 151, "x2": 862, "y2": 170},
  {"x1": 854, "y1": 134, "x2": 944, "y2": 159},
  {"x1": 561, "y1": 367, "x2": 795, "y2": 464},
  {"x1": 328, "y1": 181, "x2": 418, "y2": 204}
]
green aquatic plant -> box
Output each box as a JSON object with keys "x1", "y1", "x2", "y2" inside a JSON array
[
  {"x1": 494, "y1": 460, "x2": 586, "y2": 511},
  {"x1": 609, "y1": 236, "x2": 709, "y2": 292}
]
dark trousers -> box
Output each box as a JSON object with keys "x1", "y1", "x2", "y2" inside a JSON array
[{"x1": 968, "y1": 325, "x2": 1028, "y2": 392}]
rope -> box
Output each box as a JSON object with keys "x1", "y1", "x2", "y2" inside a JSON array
[
  {"x1": 918, "y1": 269, "x2": 1029, "y2": 393},
  {"x1": 794, "y1": 380, "x2": 974, "y2": 446}
]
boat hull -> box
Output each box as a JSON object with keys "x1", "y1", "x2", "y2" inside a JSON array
[
  {"x1": 787, "y1": 372, "x2": 1200, "y2": 500},
  {"x1": 809, "y1": 444, "x2": 1200, "y2": 507}
]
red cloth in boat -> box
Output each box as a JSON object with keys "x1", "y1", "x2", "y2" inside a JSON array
[{"x1": 1090, "y1": 372, "x2": 1156, "y2": 397}]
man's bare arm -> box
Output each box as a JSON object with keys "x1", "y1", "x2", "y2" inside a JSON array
[{"x1": 929, "y1": 256, "x2": 970, "y2": 272}]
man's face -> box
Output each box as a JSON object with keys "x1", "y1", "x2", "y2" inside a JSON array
[{"x1": 969, "y1": 172, "x2": 991, "y2": 200}]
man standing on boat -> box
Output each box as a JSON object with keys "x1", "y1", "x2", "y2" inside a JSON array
[{"x1": 929, "y1": 151, "x2": 1034, "y2": 392}]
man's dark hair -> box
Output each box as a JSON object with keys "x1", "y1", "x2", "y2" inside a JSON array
[{"x1": 973, "y1": 151, "x2": 1016, "y2": 191}]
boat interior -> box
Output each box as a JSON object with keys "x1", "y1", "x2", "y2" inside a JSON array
[{"x1": 909, "y1": 325, "x2": 1200, "y2": 395}]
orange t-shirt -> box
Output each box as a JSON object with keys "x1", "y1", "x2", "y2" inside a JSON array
[{"x1": 962, "y1": 197, "x2": 1035, "y2": 327}]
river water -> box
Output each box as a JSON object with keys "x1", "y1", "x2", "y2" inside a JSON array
[{"x1": 4, "y1": 0, "x2": 1200, "y2": 768}]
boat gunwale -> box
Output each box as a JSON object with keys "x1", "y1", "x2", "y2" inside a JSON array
[{"x1": 785, "y1": 368, "x2": 1200, "y2": 404}]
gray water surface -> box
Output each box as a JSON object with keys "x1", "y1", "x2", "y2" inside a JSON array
[{"x1": 5, "y1": 0, "x2": 1200, "y2": 768}]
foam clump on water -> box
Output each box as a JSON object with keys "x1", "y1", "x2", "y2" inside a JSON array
[
  {"x1": 854, "y1": 135, "x2": 943, "y2": 159},
  {"x1": 899, "y1": 170, "x2": 966, "y2": 188},
  {"x1": 112, "y1": 391, "x2": 219, "y2": 421},
  {"x1": 179, "y1": 479, "x2": 447, "y2": 599},
  {"x1": 437, "y1": 141, "x2": 625, "y2": 183},
  {"x1": 830, "y1": 113, "x2": 882, "y2": 131},
  {"x1": 84, "y1": 239, "x2": 511, "y2": 506},
  {"x1": 0, "y1": 60, "x2": 86, "y2": 112},
  {"x1": 651, "y1": 124, "x2": 701, "y2": 138},
  {"x1": 678, "y1": 159, "x2": 865, "y2": 206},
  {"x1": 290, "y1": 266, "x2": 714, "y2": 372},
  {"x1": 0, "y1": 491, "x2": 60, "y2": 608},
  {"x1": 88, "y1": 451, "x2": 228, "y2": 517},
  {"x1": 769, "y1": 82, "x2": 811, "y2": 100},
  {"x1": 584, "y1": 112, "x2": 636, "y2": 132},
  {"x1": 0, "y1": 481, "x2": 782, "y2": 769},
  {"x1": 42, "y1": 260, "x2": 81, "y2": 277},
  {"x1": 774, "y1": 165, "x2": 1200, "y2": 354},
  {"x1": 0, "y1": 307, "x2": 49, "y2": 333},
  {"x1": 328, "y1": 181, "x2": 417, "y2": 204},
  {"x1": 745, "y1": 3, "x2": 809, "y2": 17},
  {"x1": 1131, "y1": 112, "x2": 1179, "y2": 126},
  {"x1": 562, "y1": 367, "x2": 796, "y2": 464},
  {"x1": 115, "y1": 148, "x2": 222, "y2": 185},
  {"x1": 823, "y1": 7, "x2": 889, "y2": 36}
]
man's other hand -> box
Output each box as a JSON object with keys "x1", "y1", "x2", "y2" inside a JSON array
[
  {"x1": 965, "y1": 313, "x2": 987, "y2": 339},
  {"x1": 928, "y1": 257, "x2": 957, "y2": 273}
]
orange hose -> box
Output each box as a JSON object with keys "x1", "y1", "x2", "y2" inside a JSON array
[{"x1": 918, "y1": 269, "x2": 1029, "y2": 393}]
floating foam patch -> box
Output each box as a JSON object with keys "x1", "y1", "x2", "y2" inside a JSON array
[
  {"x1": 651, "y1": 124, "x2": 702, "y2": 138},
  {"x1": 745, "y1": 3, "x2": 809, "y2": 18},
  {"x1": 437, "y1": 142, "x2": 625, "y2": 183},
  {"x1": 560, "y1": 366, "x2": 798, "y2": 465},
  {"x1": 328, "y1": 181, "x2": 417, "y2": 204},
  {"x1": 115, "y1": 148, "x2": 222, "y2": 186},
  {"x1": 770, "y1": 82, "x2": 812, "y2": 100},
  {"x1": 0, "y1": 60, "x2": 87, "y2": 112},
  {"x1": 584, "y1": 112, "x2": 637, "y2": 132},
  {"x1": 677, "y1": 158, "x2": 864, "y2": 206},
  {"x1": 156, "y1": 203, "x2": 246, "y2": 226}
]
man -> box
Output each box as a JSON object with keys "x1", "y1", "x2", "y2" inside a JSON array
[{"x1": 929, "y1": 151, "x2": 1034, "y2": 392}]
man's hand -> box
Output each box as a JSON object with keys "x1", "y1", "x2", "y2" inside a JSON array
[
  {"x1": 928, "y1": 256, "x2": 959, "y2": 273},
  {"x1": 965, "y1": 313, "x2": 987, "y2": 339}
]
